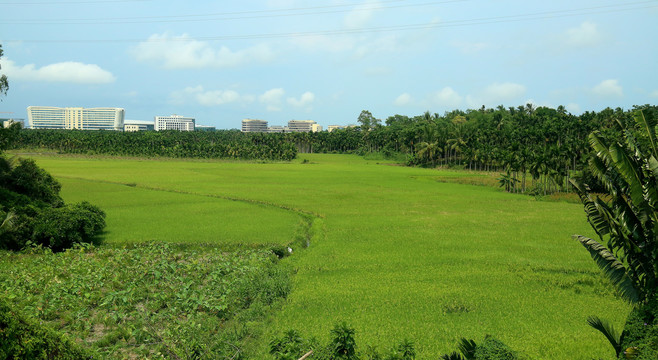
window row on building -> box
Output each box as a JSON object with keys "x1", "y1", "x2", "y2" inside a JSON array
[
  {"x1": 27, "y1": 106, "x2": 125, "y2": 131},
  {"x1": 241, "y1": 119, "x2": 323, "y2": 133}
]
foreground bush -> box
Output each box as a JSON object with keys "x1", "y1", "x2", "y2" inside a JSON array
[
  {"x1": 0, "y1": 155, "x2": 106, "y2": 252},
  {"x1": 617, "y1": 298, "x2": 658, "y2": 360},
  {"x1": 0, "y1": 298, "x2": 94, "y2": 360},
  {"x1": 31, "y1": 201, "x2": 105, "y2": 251}
]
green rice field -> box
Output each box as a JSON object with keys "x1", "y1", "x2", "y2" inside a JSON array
[{"x1": 22, "y1": 153, "x2": 630, "y2": 359}]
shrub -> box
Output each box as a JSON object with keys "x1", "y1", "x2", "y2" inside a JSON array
[
  {"x1": 2, "y1": 158, "x2": 62, "y2": 207},
  {"x1": 31, "y1": 201, "x2": 106, "y2": 251},
  {"x1": 270, "y1": 329, "x2": 307, "y2": 360},
  {"x1": 474, "y1": 336, "x2": 522, "y2": 360},
  {"x1": 618, "y1": 298, "x2": 658, "y2": 360},
  {"x1": 330, "y1": 322, "x2": 358, "y2": 360},
  {"x1": 0, "y1": 297, "x2": 94, "y2": 359}
]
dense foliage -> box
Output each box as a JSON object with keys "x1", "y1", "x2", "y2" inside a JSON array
[
  {"x1": 0, "y1": 125, "x2": 106, "y2": 251},
  {"x1": 572, "y1": 109, "x2": 658, "y2": 358},
  {"x1": 287, "y1": 105, "x2": 656, "y2": 194},
  {"x1": 11, "y1": 128, "x2": 297, "y2": 161},
  {"x1": 0, "y1": 298, "x2": 94, "y2": 360},
  {"x1": 0, "y1": 157, "x2": 106, "y2": 251},
  {"x1": 0, "y1": 242, "x2": 291, "y2": 359}
]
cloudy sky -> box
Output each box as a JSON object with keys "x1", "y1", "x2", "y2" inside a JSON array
[{"x1": 1, "y1": 0, "x2": 657, "y2": 129}]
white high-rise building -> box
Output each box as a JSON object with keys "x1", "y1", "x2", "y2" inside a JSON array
[
  {"x1": 288, "y1": 120, "x2": 320, "y2": 132},
  {"x1": 242, "y1": 119, "x2": 268, "y2": 132},
  {"x1": 154, "y1": 115, "x2": 195, "y2": 131},
  {"x1": 27, "y1": 106, "x2": 124, "y2": 131}
]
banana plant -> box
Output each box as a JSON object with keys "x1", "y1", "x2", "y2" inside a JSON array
[{"x1": 571, "y1": 109, "x2": 658, "y2": 354}]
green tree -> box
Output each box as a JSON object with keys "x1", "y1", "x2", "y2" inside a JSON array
[{"x1": 357, "y1": 110, "x2": 380, "y2": 131}]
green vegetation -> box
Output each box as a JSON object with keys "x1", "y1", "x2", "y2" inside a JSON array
[
  {"x1": 0, "y1": 242, "x2": 291, "y2": 359},
  {"x1": 571, "y1": 109, "x2": 658, "y2": 359},
  {"x1": 12, "y1": 128, "x2": 297, "y2": 160},
  {"x1": 0, "y1": 152, "x2": 627, "y2": 359},
  {"x1": 9, "y1": 105, "x2": 658, "y2": 199},
  {"x1": 1, "y1": 127, "x2": 106, "y2": 252},
  {"x1": 0, "y1": 297, "x2": 94, "y2": 360}
]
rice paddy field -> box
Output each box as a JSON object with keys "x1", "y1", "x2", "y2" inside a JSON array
[{"x1": 12, "y1": 153, "x2": 631, "y2": 359}]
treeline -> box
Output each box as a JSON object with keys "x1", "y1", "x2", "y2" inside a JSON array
[
  {"x1": 286, "y1": 104, "x2": 658, "y2": 194},
  {"x1": 10, "y1": 129, "x2": 297, "y2": 161},
  {"x1": 8, "y1": 105, "x2": 658, "y2": 195}
]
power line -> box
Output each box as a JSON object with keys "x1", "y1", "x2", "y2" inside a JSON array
[
  {"x1": 3, "y1": 0, "x2": 468, "y2": 24},
  {"x1": 0, "y1": 0, "x2": 148, "y2": 4},
  {"x1": 3, "y1": 2, "x2": 656, "y2": 43}
]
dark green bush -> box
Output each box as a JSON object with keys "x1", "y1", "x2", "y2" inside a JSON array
[
  {"x1": 618, "y1": 297, "x2": 658, "y2": 360},
  {"x1": 0, "y1": 298, "x2": 94, "y2": 359},
  {"x1": 31, "y1": 201, "x2": 106, "y2": 251},
  {"x1": 2, "y1": 158, "x2": 62, "y2": 207},
  {"x1": 270, "y1": 329, "x2": 307, "y2": 360},
  {"x1": 473, "y1": 336, "x2": 521, "y2": 360},
  {"x1": 330, "y1": 322, "x2": 358, "y2": 360}
]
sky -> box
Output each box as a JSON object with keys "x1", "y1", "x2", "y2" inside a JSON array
[{"x1": 1, "y1": 0, "x2": 657, "y2": 129}]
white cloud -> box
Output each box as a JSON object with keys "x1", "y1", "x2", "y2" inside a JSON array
[
  {"x1": 2, "y1": 59, "x2": 115, "y2": 84},
  {"x1": 565, "y1": 21, "x2": 602, "y2": 47},
  {"x1": 650, "y1": 90, "x2": 658, "y2": 98},
  {"x1": 133, "y1": 33, "x2": 274, "y2": 69},
  {"x1": 566, "y1": 103, "x2": 582, "y2": 114},
  {"x1": 394, "y1": 93, "x2": 413, "y2": 106},
  {"x1": 592, "y1": 79, "x2": 623, "y2": 98},
  {"x1": 287, "y1": 91, "x2": 315, "y2": 108},
  {"x1": 433, "y1": 87, "x2": 463, "y2": 108},
  {"x1": 344, "y1": 0, "x2": 380, "y2": 29},
  {"x1": 259, "y1": 88, "x2": 285, "y2": 111},
  {"x1": 169, "y1": 85, "x2": 246, "y2": 106},
  {"x1": 483, "y1": 82, "x2": 526, "y2": 103}
]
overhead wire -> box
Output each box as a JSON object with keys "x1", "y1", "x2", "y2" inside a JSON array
[
  {"x1": 1, "y1": 0, "x2": 148, "y2": 4},
  {"x1": 2, "y1": 1, "x2": 656, "y2": 43},
  {"x1": 4, "y1": 0, "x2": 467, "y2": 24}
]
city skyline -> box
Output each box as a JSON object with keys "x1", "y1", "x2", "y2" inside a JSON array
[{"x1": 1, "y1": 1, "x2": 657, "y2": 130}]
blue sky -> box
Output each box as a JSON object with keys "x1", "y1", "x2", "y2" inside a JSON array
[{"x1": 1, "y1": 0, "x2": 657, "y2": 129}]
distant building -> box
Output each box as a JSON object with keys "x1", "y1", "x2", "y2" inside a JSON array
[
  {"x1": 267, "y1": 125, "x2": 285, "y2": 133},
  {"x1": 288, "y1": 120, "x2": 320, "y2": 132},
  {"x1": 195, "y1": 125, "x2": 216, "y2": 132},
  {"x1": 27, "y1": 106, "x2": 124, "y2": 131},
  {"x1": 1, "y1": 118, "x2": 25, "y2": 128},
  {"x1": 242, "y1": 119, "x2": 268, "y2": 132},
  {"x1": 154, "y1": 114, "x2": 195, "y2": 131},
  {"x1": 124, "y1": 120, "x2": 154, "y2": 132},
  {"x1": 327, "y1": 125, "x2": 356, "y2": 132}
]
